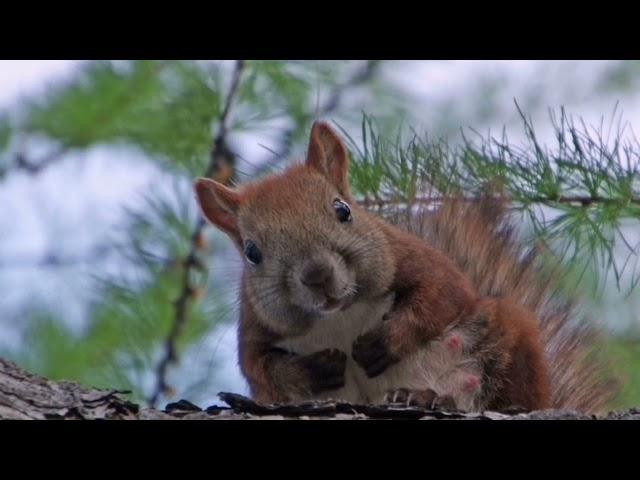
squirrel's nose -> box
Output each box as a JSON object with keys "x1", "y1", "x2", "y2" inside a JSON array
[{"x1": 300, "y1": 262, "x2": 333, "y2": 289}]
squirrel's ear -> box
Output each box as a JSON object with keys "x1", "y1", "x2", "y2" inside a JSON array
[
  {"x1": 306, "y1": 121, "x2": 351, "y2": 198},
  {"x1": 194, "y1": 178, "x2": 241, "y2": 241}
]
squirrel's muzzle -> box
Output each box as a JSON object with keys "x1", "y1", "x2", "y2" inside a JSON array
[
  {"x1": 294, "y1": 253, "x2": 354, "y2": 313},
  {"x1": 300, "y1": 262, "x2": 334, "y2": 290}
]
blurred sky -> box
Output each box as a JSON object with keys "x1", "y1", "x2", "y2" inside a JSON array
[
  {"x1": 0, "y1": 61, "x2": 80, "y2": 108},
  {"x1": 1, "y1": 60, "x2": 639, "y2": 404}
]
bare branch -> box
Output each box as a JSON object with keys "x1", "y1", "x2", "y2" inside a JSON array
[
  {"x1": 0, "y1": 144, "x2": 68, "y2": 179},
  {"x1": 148, "y1": 60, "x2": 245, "y2": 408},
  {"x1": 358, "y1": 194, "x2": 640, "y2": 209}
]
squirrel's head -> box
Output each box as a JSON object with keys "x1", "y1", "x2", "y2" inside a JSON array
[{"x1": 194, "y1": 121, "x2": 395, "y2": 335}]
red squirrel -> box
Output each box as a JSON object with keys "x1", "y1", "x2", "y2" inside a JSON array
[{"x1": 194, "y1": 121, "x2": 614, "y2": 413}]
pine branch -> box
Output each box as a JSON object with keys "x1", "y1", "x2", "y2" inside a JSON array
[
  {"x1": 2, "y1": 61, "x2": 169, "y2": 179},
  {"x1": 148, "y1": 60, "x2": 245, "y2": 408},
  {"x1": 252, "y1": 61, "x2": 380, "y2": 176},
  {"x1": 358, "y1": 194, "x2": 640, "y2": 209},
  {"x1": 349, "y1": 109, "x2": 640, "y2": 292}
]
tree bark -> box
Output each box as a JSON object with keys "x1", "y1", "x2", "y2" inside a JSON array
[
  {"x1": 1, "y1": 357, "x2": 637, "y2": 420},
  {"x1": 0, "y1": 358, "x2": 141, "y2": 419}
]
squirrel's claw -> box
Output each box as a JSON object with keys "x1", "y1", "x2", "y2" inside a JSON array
[{"x1": 385, "y1": 388, "x2": 458, "y2": 411}]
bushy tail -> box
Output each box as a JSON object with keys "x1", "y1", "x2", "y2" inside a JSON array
[{"x1": 384, "y1": 195, "x2": 618, "y2": 413}]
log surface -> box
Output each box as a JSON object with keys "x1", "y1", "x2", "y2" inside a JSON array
[{"x1": 1, "y1": 358, "x2": 637, "y2": 420}]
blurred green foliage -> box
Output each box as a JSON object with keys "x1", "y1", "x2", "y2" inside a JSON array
[{"x1": 607, "y1": 339, "x2": 640, "y2": 409}]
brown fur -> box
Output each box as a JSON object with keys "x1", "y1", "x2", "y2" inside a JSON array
[
  {"x1": 195, "y1": 121, "x2": 613, "y2": 412},
  {"x1": 391, "y1": 195, "x2": 616, "y2": 412},
  {"x1": 470, "y1": 298, "x2": 552, "y2": 410}
]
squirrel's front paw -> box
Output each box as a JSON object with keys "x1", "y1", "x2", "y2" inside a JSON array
[
  {"x1": 352, "y1": 324, "x2": 399, "y2": 378},
  {"x1": 298, "y1": 348, "x2": 347, "y2": 394}
]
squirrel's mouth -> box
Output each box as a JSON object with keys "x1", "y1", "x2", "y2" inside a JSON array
[
  {"x1": 318, "y1": 297, "x2": 342, "y2": 314},
  {"x1": 317, "y1": 293, "x2": 356, "y2": 315}
]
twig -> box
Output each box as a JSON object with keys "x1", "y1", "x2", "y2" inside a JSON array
[
  {"x1": 531, "y1": 195, "x2": 640, "y2": 207},
  {"x1": 148, "y1": 60, "x2": 245, "y2": 408},
  {"x1": 358, "y1": 194, "x2": 640, "y2": 209},
  {"x1": 11, "y1": 147, "x2": 69, "y2": 175}
]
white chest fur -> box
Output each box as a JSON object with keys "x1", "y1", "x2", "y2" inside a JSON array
[
  {"x1": 275, "y1": 294, "x2": 482, "y2": 409},
  {"x1": 275, "y1": 294, "x2": 394, "y2": 403}
]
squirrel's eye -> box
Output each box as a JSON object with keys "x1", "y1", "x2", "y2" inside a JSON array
[
  {"x1": 244, "y1": 240, "x2": 262, "y2": 265},
  {"x1": 334, "y1": 199, "x2": 352, "y2": 223}
]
